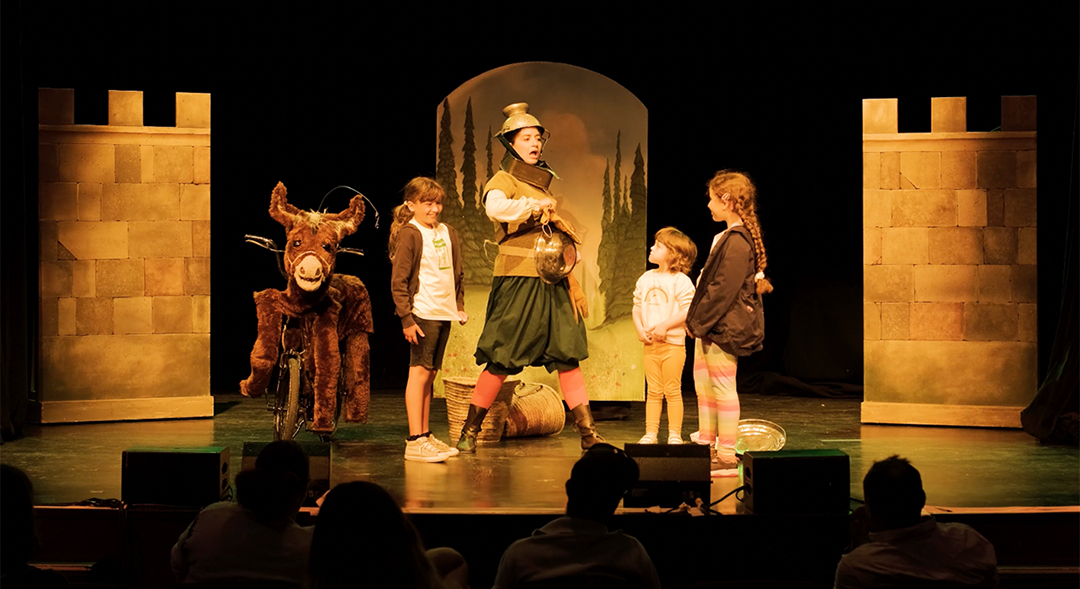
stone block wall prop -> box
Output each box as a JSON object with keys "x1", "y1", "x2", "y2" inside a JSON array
[
  {"x1": 37, "y1": 88, "x2": 212, "y2": 423},
  {"x1": 862, "y1": 96, "x2": 1036, "y2": 428}
]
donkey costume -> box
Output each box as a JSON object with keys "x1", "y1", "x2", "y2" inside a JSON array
[{"x1": 240, "y1": 182, "x2": 373, "y2": 432}]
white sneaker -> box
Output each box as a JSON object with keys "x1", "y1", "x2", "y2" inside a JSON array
[
  {"x1": 667, "y1": 431, "x2": 683, "y2": 444},
  {"x1": 405, "y1": 437, "x2": 449, "y2": 463},
  {"x1": 426, "y1": 434, "x2": 459, "y2": 457},
  {"x1": 637, "y1": 432, "x2": 658, "y2": 444},
  {"x1": 690, "y1": 430, "x2": 701, "y2": 444}
]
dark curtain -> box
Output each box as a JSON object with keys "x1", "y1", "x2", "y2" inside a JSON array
[
  {"x1": 1021, "y1": 80, "x2": 1080, "y2": 445},
  {"x1": 1, "y1": 0, "x2": 34, "y2": 441}
]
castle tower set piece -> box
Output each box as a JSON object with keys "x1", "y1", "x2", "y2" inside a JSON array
[
  {"x1": 862, "y1": 96, "x2": 1038, "y2": 427},
  {"x1": 36, "y1": 88, "x2": 213, "y2": 423}
]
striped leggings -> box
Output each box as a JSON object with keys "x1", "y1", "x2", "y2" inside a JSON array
[{"x1": 693, "y1": 338, "x2": 739, "y2": 456}]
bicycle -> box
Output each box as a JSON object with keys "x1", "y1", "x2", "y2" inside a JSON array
[
  {"x1": 238, "y1": 183, "x2": 374, "y2": 440},
  {"x1": 243, "y1": 233, "x2": 366, "y2": 441}
]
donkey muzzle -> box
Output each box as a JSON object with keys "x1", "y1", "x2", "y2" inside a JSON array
[{"x1": 293, "y1": 253, "x2": 327, "y2": 291}]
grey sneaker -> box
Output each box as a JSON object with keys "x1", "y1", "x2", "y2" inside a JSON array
[
  {"x1": 405, "y1": 437, "x2": 449, "y2": 463},
  {"x1": 426, "y1": 434, "x2": 459, "y2": 457}
]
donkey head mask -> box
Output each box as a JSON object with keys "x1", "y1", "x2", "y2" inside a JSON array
[{"x1": 269, "y1": 182, "x2": 365, "y2": 294}]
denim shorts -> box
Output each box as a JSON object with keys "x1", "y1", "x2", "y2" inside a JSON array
[{"x1": 410, "y1": 317, "x2": 452, "y2": 370}]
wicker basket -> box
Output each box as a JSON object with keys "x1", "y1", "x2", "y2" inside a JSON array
[
  {"x1": 504, "y1": 382, "x2": 565, "y2": 438},
  {"x1": 443, "y1": 376, "x2": 518, "y2": 445}
]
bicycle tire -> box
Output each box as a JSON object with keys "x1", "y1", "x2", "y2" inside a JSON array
[{"x1": 274, "y1": 357, "x2": 302, "y2": 441}]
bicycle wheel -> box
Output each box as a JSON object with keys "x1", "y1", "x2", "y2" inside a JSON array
[{"x1": 274, "y1": 357, "x2": 302, "y2": 441}]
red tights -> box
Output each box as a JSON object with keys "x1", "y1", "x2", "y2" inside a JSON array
[{"x1": 470, "y1": 367, "x2": 589, "y2": 409}]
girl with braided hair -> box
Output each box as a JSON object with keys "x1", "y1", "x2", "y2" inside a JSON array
[{"x1": 685, "y1": 170, "x2": 773, "y2": 476}]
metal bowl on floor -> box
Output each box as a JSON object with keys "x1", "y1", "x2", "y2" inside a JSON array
[{"x1": 734, "y1": 419, "x2": 787, "y2": 453}]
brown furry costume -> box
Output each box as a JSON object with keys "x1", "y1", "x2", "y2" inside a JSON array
[{"x1": 239, "y1": 182, "x2": 373, "y2": 432}]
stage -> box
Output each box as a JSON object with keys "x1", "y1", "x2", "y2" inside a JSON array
[
  {"x1": 4, "y1": 392, "x2": 1078, "y2": 511},
  {"x1": 4, "y1": 392, "x2": 1079, "y2": 588}
]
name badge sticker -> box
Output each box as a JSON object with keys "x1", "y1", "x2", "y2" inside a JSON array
[{"x1": 433, "y1": 237, "x2": 451, "y2": 270}]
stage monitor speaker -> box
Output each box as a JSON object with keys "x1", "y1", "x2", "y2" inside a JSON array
[
  {"x1": 122, "y1": 446, "x2": 229, "y2": 507},
  {"x1": 242, "y1": 441, "x2": 330, "y2": 507},
  {"x1": 742, "y1": 449, "x2": 849, "y2": 515},
  {"x1": 623, "y1": 443, "x2": 710, "y2": 508}
]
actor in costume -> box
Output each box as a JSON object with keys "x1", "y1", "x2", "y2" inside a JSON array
[
  {"x1": 457, "y1": 103, "x2": 602, "y2": 453},
  {"x1": 239, "y1": 183, "x2": 373, "y2": 435}
]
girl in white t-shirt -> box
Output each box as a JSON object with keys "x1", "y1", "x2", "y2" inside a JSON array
[
  {"x1": 389, "y1": 178, "x2": 467, "y2": 463},
  {"x1": 632, "y1": 227, "x2": 698, "y2": 445}
]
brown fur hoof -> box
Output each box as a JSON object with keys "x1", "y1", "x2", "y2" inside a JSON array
[{"x1": 239, "y1": 380, "x2": 264, "y2": 398}]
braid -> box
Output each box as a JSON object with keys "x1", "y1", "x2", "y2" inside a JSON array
[
  {"x1": 708, "y1": 170, "x2": 774, "y2": 294},
  {"x1": 735, "y1": 205, "x2": 774, "y2": 294}
]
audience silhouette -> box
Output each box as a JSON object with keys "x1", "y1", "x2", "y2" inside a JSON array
[
  {"x1": 170, "y1": 440, "x2": 313, "y2": 586},
  {"x1": 835, "y1": 455, "x2": 998, "y2": 588},
  {"x1": 309, "y1": 480, "x2": 464, "y2": 589},
  {"x1": 1, "y1": 464, "x2": 70, "y2": 588},
  {"x1": 492, "y1": 443, "x2": 660, "y2": 589}
]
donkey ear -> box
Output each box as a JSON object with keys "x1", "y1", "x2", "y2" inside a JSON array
[
  {"x1": 328, "y1": 194, "x2": 366, "y2": 239},
  {"x1": 269, "y1": 182, "x2": 301, "y2": 228}
]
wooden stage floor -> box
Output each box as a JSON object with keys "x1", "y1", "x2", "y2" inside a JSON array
[{"x1": 3, "y1": 392, "x2": 1077, "y2": 514}]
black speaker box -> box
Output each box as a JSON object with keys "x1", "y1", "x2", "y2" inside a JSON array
[
  {"x1": 742, "y1": 449, "x2": 849, "y2": 514},
  {"x1": 242, "y1": 441, "x2": 330, "y2": 507},
  {"x1": 623, "y1": 443, "x2": 710, "y2": 508},
  {"x1": 122, "y1": 446, "x2": 230, "y2": 507}
]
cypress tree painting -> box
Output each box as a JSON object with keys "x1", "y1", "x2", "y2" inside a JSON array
[
  {"x1": 459, "y1": 97, "x2": 478, "y2": 225},
  {"x1": 619, "y1": 143, "x2": 648, "y2": 314},
  {"x1": 436, "y1": 98, "x2": 462, "y2": 223},
  {"x1": 485, "y1": 125, "x2": 494, "y2": 184},
  {"x1": 613, "y1": 131, "x2": 622, "y2": 225},
  {"x1": 459, "y1": 98, "x2": 493, "y2": 285},
  {"x1": 597, "y1": 160, "x2": 617, "y2": 324}
]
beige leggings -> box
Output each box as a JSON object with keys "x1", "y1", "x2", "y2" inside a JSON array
[{"x1": 643, "y1": 340, "x2": 686, "y2": 434}]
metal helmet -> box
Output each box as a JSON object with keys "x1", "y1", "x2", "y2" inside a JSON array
[{"x1": 496, "y1": 102, "x2": 546, "y2": 139}]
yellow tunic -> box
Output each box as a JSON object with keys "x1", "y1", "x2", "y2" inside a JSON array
[{"x1": 485, "y1": 170, "x2": 549, "y2": 278}]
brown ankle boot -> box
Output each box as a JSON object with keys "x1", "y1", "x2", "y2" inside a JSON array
[
  {"x1": 570, "y1": 404, "x2": 605, "y2": 450},
  {"x1": 456, "y1": 404, "x2": 488, "y2": 454}
]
